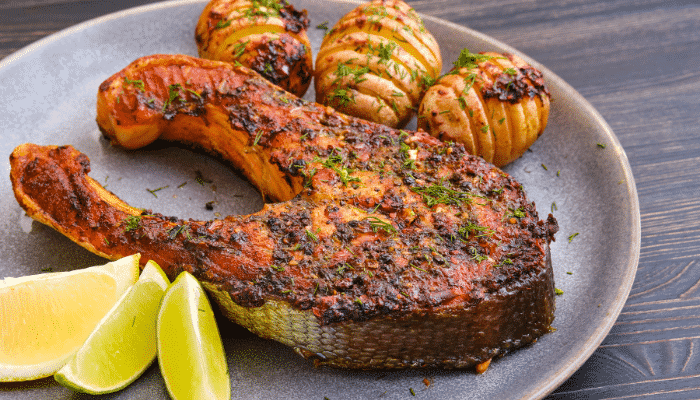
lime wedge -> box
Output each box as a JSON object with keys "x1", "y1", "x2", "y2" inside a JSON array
[
  {"x1": 54, "y1": 260, "x2": 170, "y2": 394},
  {"x1": 0, "y1": 254, "x2": 140, "y2": 382},
  {"x1": 157, "y1": 271, "x2": 230, "y2": 400}
]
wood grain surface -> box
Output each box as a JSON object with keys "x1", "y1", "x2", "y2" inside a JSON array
[{"x1": 1, "y1": 0, "x2": 699, "y2": 398}]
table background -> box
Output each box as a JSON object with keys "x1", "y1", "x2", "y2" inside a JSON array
[{"x1": 1, "y1": 0, "x2": 698, "y2": 398}]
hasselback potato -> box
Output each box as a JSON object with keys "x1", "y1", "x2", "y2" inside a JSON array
[
  {"x1": 418, "y1": 50, "x2": 551, "y2": 167},
  {"x1": 314, "y1": 0, "x2": 441, "y2": 128},
  {"x1": 195, "y1": 0, "x2": 313, "y2": 97}
]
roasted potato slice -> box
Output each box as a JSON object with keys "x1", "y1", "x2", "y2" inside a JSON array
[
  {"x1": 196, "y1": 0, "x2": 313, "y2": 97},
  {"x1": 314, "y1": 0, "x2": 441, "y2": 128},
  {"x1": 418, "y1": 50, "x2": 551, "y2": 167}
]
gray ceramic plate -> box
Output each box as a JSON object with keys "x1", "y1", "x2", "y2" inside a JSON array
[{"x1": 0, "y1": 0, "x2": 640, "y2": 398}]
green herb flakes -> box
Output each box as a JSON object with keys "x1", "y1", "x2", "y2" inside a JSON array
[
  {"x1": 122, "y1": 215, "x2": 142, "y2": 232},
  {"x1": 451, "y1": 48, "x2": 494, "y2": 71},
  {"x1": 214, "y1": 19, "x2": 232, "y2": 29},
  {"x1": 253, "y1": 130, "x2": 264, "y2": 146},
  {"x1": 146, "y1": 185, "x2": 169, "y2": 198},
  {"x1": 366, "y1": 216, "x2": 397, "y2": 235},
  {"x1": 123, "y1": 77, "x2": 145, "y2": 92},
  {"x1": 411, "y1": 180, "x2": 473, "y2": 207}
]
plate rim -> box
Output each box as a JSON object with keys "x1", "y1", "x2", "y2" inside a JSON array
[
  {"x1": 414, "y1": 11, "x2": 641, "y2": 400},
  {"x1": 0, "y1": 0, "x2": 641, "y2": 398}
]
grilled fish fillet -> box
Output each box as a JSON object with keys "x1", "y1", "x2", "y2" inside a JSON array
[{"x1": 10, "y1": 54, "x2": 558, "y2": 369}]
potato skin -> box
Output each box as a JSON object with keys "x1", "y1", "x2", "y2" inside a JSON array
[
  {"x1": 418, "y1": 51, "x2": 551, "y2": 167},
  {"x1": 196, "y1": 0, "x2": 312, "y2": 97},
  {"x1": 314, "y1": 0, "x2": 441, "y2": 129}
]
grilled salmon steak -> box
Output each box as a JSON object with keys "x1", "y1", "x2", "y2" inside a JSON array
[{"x1": 10, "y1": 54, "x2": 558, "y2": 369}]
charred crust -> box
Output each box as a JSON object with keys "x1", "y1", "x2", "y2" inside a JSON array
[
  {"x1": 482, "y1": 58, "x2": 551, "y2": 103},
  {"x1": 279, "y1": 1, "x2": 309, "y2": 33},
  {"x1": 247, "y1": 34, "x2": 311, "y2": 91}
]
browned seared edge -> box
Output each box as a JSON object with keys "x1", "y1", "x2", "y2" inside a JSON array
[{"x1": 10, "y1": 54, "x2": 558, "y2": 368}]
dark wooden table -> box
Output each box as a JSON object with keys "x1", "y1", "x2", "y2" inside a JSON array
[{"x1": 1, "y1": 0, "x2": 698, "y2": 398}]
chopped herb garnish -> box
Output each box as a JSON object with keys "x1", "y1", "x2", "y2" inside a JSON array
[
  {"x1": 411, "y1": 180, "x2": 474, "y2": 207},
  {"x1": 597, "y1": 143, "x2": 606, "y2": 149},
  {"x1": 411, "y1": 264, "x2": 427, "y2": 273},
  {"x1": 305, "y1": 229, "x2": 319, "y2": 242},
  {"x1": 316, "y1": 21, "x2": 329, "y2": 31},
  {"x1": 163, "y1": 83, "x2": 182, "y2": 111},
  {"x1": 123, "y1": 215, "x2": 142, "y2": 232},
  {"x1": 555, "y1": 288, "x2": 564, "y2": 295},
  {"x1": 461, "y1": 72, "x2": 477, "y2": 93},
  {"x1": 507, "y1": 207, "x2": 526, "y2": 219},
  {"x1": 186, "y1": 88, "x2": 202, "y2": 99},
  {"x1": 167, "y1": 224, "x2": 192, "y2": 240},
  {"x1": 263, "y1": 62, "x2": 273, "y2": 74},
  {"x1": 123, "y1": 77, "x2": 145, "y2": 91},
  {"x1": 496, "y1": 257, "x2": 513, "y2": 267},
  {"x1": 451, "y1": 48, "x2": 494, "y2": 72},
  {"x1": 318, "y1": 151, "x2": 361, "y2": 186},
  {"x1": 420, "y1": 73, "x2": 436, "y2": 90},
  {"x1": 253, "y1": 130, "x2": 264, "y2": 146},
  {"x1": 232, "y1": 40, "x2": 250, "y2": 58},
  {"x1": 368, "y1": 40, "x2": 397, "y2": 64},
  {"x1": 215, "y1": 19, "x2": 232, "y2": 29},
  {"x1": 458, "y1": 222, "x2": 495, "y2": 238},
  {"x1": 366, "y1": 216, "x2": 397, "y2": 235},
  {"x1": 243, "y1": 0, "x2": 284, "y2": 19},
  {"x1": 504, "y1": 67, "x2": 518, "y2": 76},
  {"x1": 469, "y1": 247, "x2": 488, "y2": 263},
  {"x1": 337, "y1": 263, "x2": 354, "y2": 274},
  {"x1": 327, "y1": 88, "x2": 355, "y2": 107},
  {"x1": 195, "y1": 170, "x2": 213, "y2": 185},
  {"x1": 541, "y1": 163, "x2": 548, "y2": 171},
  {"x1": 146, "y1": 185, "x2": 169, "y2": 198},
  {"x1": 457, "y1": 96, "x2": 468, "y2": 109},
  {"x1": 568, "y1": 232, "x2": 579, "y2": 242},
  {"x1": 332, "y1": 60, "x2": 370, "y2": 85}
]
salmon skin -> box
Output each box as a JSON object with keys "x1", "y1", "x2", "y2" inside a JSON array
[{"x1": 10, "y1": 54, "x2": 558, "y2": 369}]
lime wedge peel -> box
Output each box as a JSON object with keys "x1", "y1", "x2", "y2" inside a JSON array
[
  {"x1": 157, "y1": 271, "x2": 230, "y2": 400},
  {"x1": 0, "y1": 254, "x2": 140, "y2": 382},
  {"x1": 54, "y1": 260, "x2": 170, "y2": 394}
]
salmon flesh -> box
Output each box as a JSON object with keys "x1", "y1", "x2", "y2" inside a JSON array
[{"x1": 10, "y1": 54, "x2": 558, "y2": 369}]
